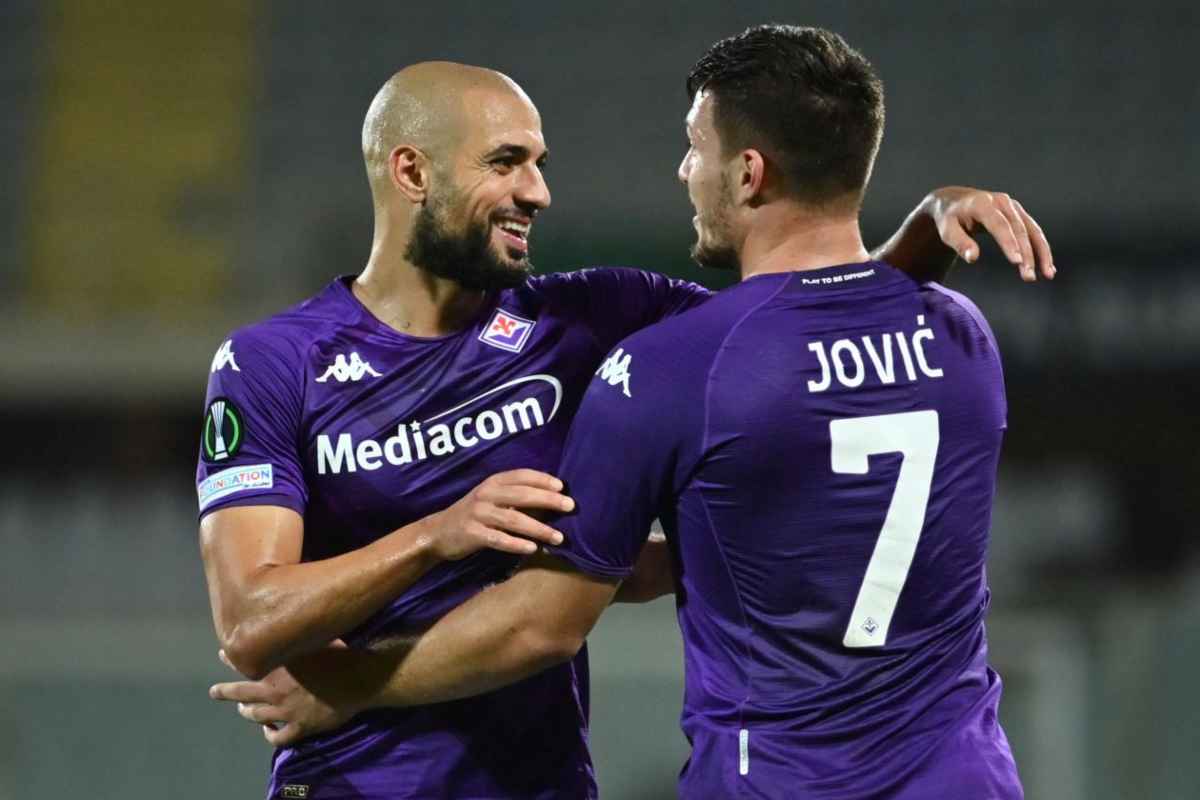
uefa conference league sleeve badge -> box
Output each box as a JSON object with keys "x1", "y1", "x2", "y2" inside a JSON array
[{"x1": 202, "y1": 397, "x2": 245, "y2": 463}]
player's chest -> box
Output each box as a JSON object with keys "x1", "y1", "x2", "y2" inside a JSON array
[{"x1": 296, "y1": 315, "x2": 601, "y2": 520}]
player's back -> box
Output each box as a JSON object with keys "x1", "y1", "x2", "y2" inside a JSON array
[{"x1": 649, "y1": 262, "x2": 1019, "y2": 798}]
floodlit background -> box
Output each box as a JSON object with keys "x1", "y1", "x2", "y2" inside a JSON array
[{"x1": 2, "y1": 1, "x2": 1198, "y2": 798}]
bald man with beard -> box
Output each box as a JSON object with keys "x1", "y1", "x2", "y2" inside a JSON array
[{"x1": 200, "y1": 61, "x2": 1051, "y2": 799}]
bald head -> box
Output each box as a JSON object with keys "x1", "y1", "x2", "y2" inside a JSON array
[{"x1": 362, "y1": 62, "x2": 533, "y2": 202}]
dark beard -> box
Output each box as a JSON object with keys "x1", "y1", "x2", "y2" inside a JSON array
[
  {"x1": 691, "y1": 239, "x2": 741, "y2": 272},
  {"x1": 689, "y1": 176, "x2": 740, "y2": 272},
  {"x1": 405, "y1": 197, "x2": 533, "y2": 292}
]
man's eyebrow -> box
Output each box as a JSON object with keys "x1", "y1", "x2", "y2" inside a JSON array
[{"x1": 483, "y1": 144, "x2": 549, "y2": 164}]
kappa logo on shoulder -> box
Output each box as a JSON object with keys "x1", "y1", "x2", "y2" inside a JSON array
[
  {"x1": 479, "y1": 308, "x2": 535, "y2": 353},
  {"x1": 596, "y1": 348, "x2": 632, "y2": 398},
  {"x1": 316, "y1": 352, "x2": 383, "y2": 383},
  {"x1": 210, "y1": 340, "x2": 240, "y2": 374}
]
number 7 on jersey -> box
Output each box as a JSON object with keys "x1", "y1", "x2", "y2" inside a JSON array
[{"x1": 830, "y1": 410, "x2": 940, "y2": 648}]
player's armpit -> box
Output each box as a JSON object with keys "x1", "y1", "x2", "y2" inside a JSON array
[{"x1": 613, "y1": 531, "x2": 674, "y2": 604}]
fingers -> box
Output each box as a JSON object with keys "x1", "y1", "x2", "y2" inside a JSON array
[
  {"x1": 264, "y1": 722, "x2": 303, "y2": 748},
  {"x1": 1013, "y1": 199, "x2": 1055, "y2": 279},
  {"x1": 474, "y1": 525, "x2": 544, "y2": 555},
  {"x1": 490, "y1": 469, "x2": 564, "y2": 491},
  {"x1": 218, "y1": 649, "x2": 234, "y2": 671},
  {"x1": 482, "y1": 484, "x2": 575, "y2": 514},
  {"x1": 972, "y1": 201, "x2": 1026, "y2": 278},
  {"x1": 991, "y1": 194, "x2": 1036, "y2": 281},
  {"x1": 237, "y1": 701, "x2": 283, "y2": 725},
  {"x1": 936, "y1": 215, "x2": 980, "y2": 264},
  {"x1": 485, "y1": 507, "x2": 565, "y2": 546},
  {"x1": 210, "y1": 680, "x2": 269, "y2": 704}
]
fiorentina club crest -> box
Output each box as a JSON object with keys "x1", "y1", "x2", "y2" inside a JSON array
[{"x1": 479, "y1": 308, "x2": 536, "y2": 353}]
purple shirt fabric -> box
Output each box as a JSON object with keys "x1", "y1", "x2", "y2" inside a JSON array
[
  {"x1": 551, "y1": 262, "x2": 1023, "y2": 799},
  {"x1": 196, "y1": 269, "x2": 708, "y2": 799}
]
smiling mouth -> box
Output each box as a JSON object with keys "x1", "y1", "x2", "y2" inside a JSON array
[{"x1": 494, "y1": 218, "x2": 531, "y2": 254}]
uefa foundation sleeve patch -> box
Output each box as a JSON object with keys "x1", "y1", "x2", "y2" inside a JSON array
[{"x1": 198, "y1": 464, "x2": 274, "y2": 512}]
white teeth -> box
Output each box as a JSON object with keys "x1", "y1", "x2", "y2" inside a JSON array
[{"x1": 496, "y1": 220, "x2": 530, "y2": 238}]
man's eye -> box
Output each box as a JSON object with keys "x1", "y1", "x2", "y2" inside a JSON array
[{"x1": 492, "y1": 158, "x2": 517, "y2": 170}]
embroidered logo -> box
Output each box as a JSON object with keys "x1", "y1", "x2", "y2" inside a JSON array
[
  {"x1": 595, "y1": 348, "x2": 632, "y2": 397},
  {"x1": 316, "y1": 352, "x2": 383, "y2": 383},
  {"x1": 210, "y1": 340, "x2": 240, "y2": 373},
  {"x1": 479, "y1": 309, "x2": 536, "y2": 353}
]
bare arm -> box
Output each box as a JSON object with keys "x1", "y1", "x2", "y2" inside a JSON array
[
  {"x1": 211, "y1": 552, "x2": 617, "y2": 745},
  {"x1": 367, "y1": 552, "x2": 617, "y2": 704},
  {"x1": 613, "y1": 531, "x2": 673, "y2": 603},
  {"x1": 200, "y1": 470, "x2": 574, "y2": 679},
  {"x1": 873, "y1": 186, "x2": 1055, "y2": 284}
]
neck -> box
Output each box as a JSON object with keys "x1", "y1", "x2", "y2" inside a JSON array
[
  {"x1": 353, "y1": 216, "x2": 487, "y2": 337},
  {"x1": 737, "y1": 201, "x2": 870, "y2": 280}
]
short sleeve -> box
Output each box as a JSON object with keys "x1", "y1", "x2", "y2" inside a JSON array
[
  {"x1": 549, "y1": 332, "x2": 701, "y2": 578},
  {"x1": 195, "y1": 330, "x2": 308, "y2": 519},
  {"x1": 539, "y1": 268, "x2": 711, "y2": 352}
]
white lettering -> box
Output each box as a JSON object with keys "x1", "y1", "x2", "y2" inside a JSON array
[
  {"x1": 410, "y1": 422, "x2": 427, "y2": 460},
  {"x1": 427, "y1": 423, "x2": 454, "y2": 456},
  {"x1": 912, "y1": 325, "x2": 944, "y2": 379},
  {"x1": 313, "y1": 375, "x2": 562, "y2": 474},
  {"x1": 830, "y1": 340, "x2": 865, "y2": 388},
  {"x1": 895, "y1": 332, "x2": 918, "y2": 381},
  {"x1": 477, "y1": 410, "x2": 504, "y2": 440},
  {"x1": 862, "y1": 334, "x2": 896, "y2": 384},
  {"x1": 384, "y1": 425, "x2": 412, "y2": 465},
  {"x1": 356, "y1": 439, "x2": 382, "y2": 470},
  {"x1": 807, "y1": 342, "x2": 832, "y2": 392},
  {"x1": 317, "y1": 434, "x2": 355, "y2": 475},
  {"x1": 805, "y1": 320, "x2": 945, "y2": 393},
  {"x1": 502, "y1": 397, "x2": 545, "y2": 431},
  {"x1": 453, "y1": 417, "x2": 478, "y2": 448}
]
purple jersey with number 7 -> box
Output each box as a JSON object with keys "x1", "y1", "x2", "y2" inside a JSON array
[{"x1": 551, "y1": 261, "x2": 1023, "y2": 799}]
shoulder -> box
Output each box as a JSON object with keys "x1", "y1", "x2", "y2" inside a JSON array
[
  {"x1": 920, "y1": 282, "x2": 1002, "y2": 360},
  {"x1": 525, "y1": 266, "x2": 710, "y2": 304},
  {"x1": 622, "y1": 274, "x2": 789, "y2": 354},
  {"x1": 215, "y1": 279, "x2": 353, "y2": 372},
  {"x1": 597, "y1": 277, "x2": 776, "y2": 391}
]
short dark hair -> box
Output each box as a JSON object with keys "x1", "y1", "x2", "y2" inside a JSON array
[{"x1": 687, "y1": 24, "x2": 885, "y2": 206}]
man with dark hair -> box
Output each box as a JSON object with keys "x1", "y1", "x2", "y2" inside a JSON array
[
  {"x1": 687, "y1": 25, "x2": 885, "y2": 212},
  {"x1": 206, "y1": 42, "x2": 1042, "y2": 798}
]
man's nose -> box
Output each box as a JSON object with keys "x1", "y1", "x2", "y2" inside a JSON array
[{"x1": 516, "y1": 163, "x2": 551, "y2": 210}]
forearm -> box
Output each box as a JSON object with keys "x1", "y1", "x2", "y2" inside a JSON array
[
  {"x1": 871, "y1": 193, "x2": 958, "y2": 283},
  {"x1": 298, "y1": 556, "x2": 615, "y2": 714},
  {"x1": 375, "y1": 566, "x2": 579, "y2": 706},
  {"x1": 218, "y1": 518, "x2": 440, "y2": 678}
]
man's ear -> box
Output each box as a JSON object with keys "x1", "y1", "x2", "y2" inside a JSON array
[
  {"x1": 735, "y1": 148, "x2": 767, "y2": 207},
  {"x1": 390, "y1": 145, "x2": 432, "y2": 203}
]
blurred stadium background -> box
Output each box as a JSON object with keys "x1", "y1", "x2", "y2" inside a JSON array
[{"x1": 1, "y1": 1, "x2": 1197, "y2": 798}]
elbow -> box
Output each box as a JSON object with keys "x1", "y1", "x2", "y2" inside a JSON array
[
  {"x1": 520, "y1": 624, "x2": 586, "y2": 669},
  {"x1": 218, "y1": 625, "x2": 276, "y2": 680}
]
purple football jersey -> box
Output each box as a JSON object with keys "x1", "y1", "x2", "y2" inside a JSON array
[
  {"x1": 196, "y1": 269, "x2": 708, "y2": 799},
  {"x1": 552, "y1": 262, "x2": 1023, "y2": 799}
]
